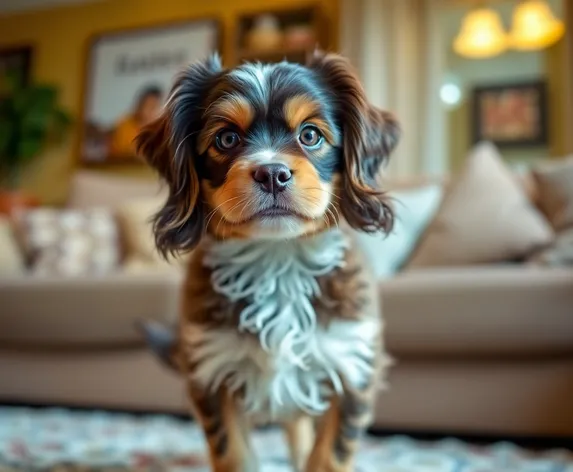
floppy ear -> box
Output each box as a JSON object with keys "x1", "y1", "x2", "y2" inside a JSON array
[
  {"x1": 136, "y1": 55, "x2": 223, "y2": 257},
  {"x1": 308, "y1": 52, "x2": 400, "y2": 233}
]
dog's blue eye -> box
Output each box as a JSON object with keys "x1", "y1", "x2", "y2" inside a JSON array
[
  {"x1": 216, "y1": 129, "x2": 241, "y2": 150},
  {"x1": 299, "y1": 126, "x2": 323, "y2": 148}
]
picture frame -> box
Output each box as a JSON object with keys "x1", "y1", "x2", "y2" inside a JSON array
[
  {"x1": 472, "y1": 81, "x2": 548, "y2": 148},
  {"x1": 79, "y1": 19, "x2": 220, "y2": 166},
  {"x1": 0, "y1": 46, "x2": 33, "y2": 92}
]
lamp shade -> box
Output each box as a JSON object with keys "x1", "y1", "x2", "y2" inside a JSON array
[
  {"x1": 454, "y1": 8, "x2": 508, "y2": 59},
  {"x1": 510, "y1": 0, "x2": 565, "y2": 50}
]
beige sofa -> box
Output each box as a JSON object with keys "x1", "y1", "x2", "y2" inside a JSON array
[{"x1": 1, "y1": 171, "x2": 572, "y2": 438}]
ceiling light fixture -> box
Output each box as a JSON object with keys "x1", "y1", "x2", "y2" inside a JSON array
[
  {"x1": 510, "y1": 0, "x2": 565, "y2": 51},
  {"x1": 454, "y1": 7, "x2": 509, "y2": 59}
]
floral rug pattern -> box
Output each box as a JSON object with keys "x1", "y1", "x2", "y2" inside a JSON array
[{"x1": 0, "y1": 407, "x2": 571, "y2": 471}]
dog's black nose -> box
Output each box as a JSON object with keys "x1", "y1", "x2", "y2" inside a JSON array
[{"x1": 253, "y1": 164, "x2": 292, "y2": 195}]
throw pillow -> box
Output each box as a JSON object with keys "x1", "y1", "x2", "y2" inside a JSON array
[
  {"x1": 406, "y1": 142, "x2": 554, "y2": 267},
  {"x1": 354, "y1": 184, "x2": 443, "y2": 278},
  {"x1": 116, "y1": 196, "x2": 163, "y2": 264},
  {"x1": 16, "y1": 208, "x2": 120, "y2": 276},
  {"x1": 116, "y1": 196, "x2": 189, "y2": 268},
  {"x1": 532, "y1": 155, "x2": 573, "y2": 231},
  {"x1": 0, "y1": 216, "x2": 25, "y2": 274}
]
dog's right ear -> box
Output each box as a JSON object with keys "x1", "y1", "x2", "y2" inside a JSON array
[
  {"x1": 308, "y1": 52, "x2": 400, "y2": 234},
  {"x1": 135, "y1": 55, "x2": 223, "y2": 258}
]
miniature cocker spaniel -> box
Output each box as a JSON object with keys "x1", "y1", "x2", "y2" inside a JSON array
[{"x1": 137, "y1": 51, "x2": 400, "y2": 472}]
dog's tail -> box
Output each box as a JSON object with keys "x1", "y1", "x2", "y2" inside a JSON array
[{"x1": 136, "y1": 320, "x2": 182, "y2": 373}]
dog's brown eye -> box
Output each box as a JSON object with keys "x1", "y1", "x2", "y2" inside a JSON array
[
  {"x1": 299, "y1": 126, "x2": 323, "y2": 148},
  {"x1": 216, "y1": 129, "x2": 241, "y2": 150}
]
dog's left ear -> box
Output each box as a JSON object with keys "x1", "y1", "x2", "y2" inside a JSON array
[{"x1": 308, "y1": 52, "x2": 400, "y2": 233}]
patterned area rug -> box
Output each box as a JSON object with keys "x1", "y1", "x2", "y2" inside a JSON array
[{"x1": 0, "y1": 407, "x2": 571, "y2": 471}]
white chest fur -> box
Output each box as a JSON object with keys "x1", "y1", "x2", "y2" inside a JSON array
[{"x1": 183, "y1": 230, "x2": 380, "y2": 418}]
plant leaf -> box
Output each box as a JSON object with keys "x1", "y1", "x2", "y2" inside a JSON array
[
  {"x1": 0, "y1": 80, "x2": 71, "y2": 175},
  {"x1": 18, "y1": 138, "x2": 43, "y2": 160},
  {"x1": 0, "y1": 120, "x2": 13, "y2": 156},
  {"x1": 22, "y1": 110, "x2": 51, "y2": 133},
  {"x1": 30, "y1": 85, "x2": 57, "y2": 111}
]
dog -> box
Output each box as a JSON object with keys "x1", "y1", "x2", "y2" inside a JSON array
[{"x1": 136, "y1": 51, "x2": 400, "y2": 472}]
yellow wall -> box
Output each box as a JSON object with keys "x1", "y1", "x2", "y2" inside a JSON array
[
  {"x1": 546, "y1": 37, "x2": 569, "y2": 157},
  {"x1": 566, "y1": 0, "x2": 573, "y2": 154},
  {"x1": 0, "y1": 0, "x2": 338, "y2": 205}
]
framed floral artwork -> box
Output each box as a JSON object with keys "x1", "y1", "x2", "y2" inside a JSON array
[{"x1": 472, "y1": 81, "x2": 548, "y2": 148}]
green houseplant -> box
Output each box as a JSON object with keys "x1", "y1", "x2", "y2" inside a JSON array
[{"x1": 0, "y1": 75, "x2": 72, "y2": 214}]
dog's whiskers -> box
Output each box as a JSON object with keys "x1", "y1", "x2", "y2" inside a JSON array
[
  {"x1": 326, "y1": 207, "x2": 340, "y2": 230},
  {"x1": 204, "y1": 195, "x2": 244, "y2": 232},
  {"x1": 300, "y1": 187, "x2": 341, "y2": 201},
  {"x1": 215, "y1": 196, "x2": 252, "y2": 237}
]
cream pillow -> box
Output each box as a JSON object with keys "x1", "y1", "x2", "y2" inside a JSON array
[
  {"x1": 116, "y1": 195, "x2": 189, "y2": 268},
  {"x1": 0, "y1": 216, "x2": 25, "y2": 274},
  {"x1": 406, "y1": 142, "x2": 554, "y2": 267},
  {"x1": 116, "y1": 196, "x2": 164, "y2": 264}
]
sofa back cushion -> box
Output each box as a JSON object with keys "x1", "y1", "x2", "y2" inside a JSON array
[{"x1": 67, "y1": 171, "x2": 165, "y2": 210}]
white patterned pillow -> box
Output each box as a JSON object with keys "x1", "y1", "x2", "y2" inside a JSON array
[{"x1": 17, "y1": 208, "x2": 120, "y2": 276}]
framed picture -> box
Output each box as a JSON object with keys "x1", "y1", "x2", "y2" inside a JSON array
[
  {"x1": 0, "y1": 46, "x2": 33, "y2": 92},
  {"x1": 80, "y1": 19, "x2": 219, "y2": 165},
  {"x1": 472, "y1": 81, "x2": 548, "y2": 148}
]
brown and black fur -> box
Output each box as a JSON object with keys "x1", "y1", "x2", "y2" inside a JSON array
[{"x1": 136, "y1": 51, "x2": 399, "y2": 472}]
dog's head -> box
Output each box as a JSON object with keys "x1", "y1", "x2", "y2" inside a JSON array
[{"x1": 136, "y1": 52, "x2": 400, "y2": 257}]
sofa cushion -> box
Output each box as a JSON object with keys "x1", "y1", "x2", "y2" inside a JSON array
[
  {"x1": 0, "y1": 272, "x2": 183, "y2": 347},
  {"x1": 533, "y1": 155, "x2": 573, "y2": 231},
  {"x1": 406, "y1": 142, "x2": 553, "y2": 267},
  {"x1": 382, "y1": 266, "x2": 573, "y2": 357},
  {"x1": 67, "y1": 171, "x2": 165, "y2": 210}
]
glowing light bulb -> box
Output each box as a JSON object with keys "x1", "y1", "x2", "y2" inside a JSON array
[
  {"x1": 510, "y1": 0, "x2": 565, "y2": 51},
  {"x1": 454, "y1": 7, "x2": 509, "y2": 59}
]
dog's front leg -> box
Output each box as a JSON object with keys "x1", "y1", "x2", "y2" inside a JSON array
[
  {"x1": 304, "y1": 387, "x2": 373, "y2": 472},
  {"x1": 284, "y1": 415, "x2": 315, "y2": 472},
  {"x1": 188, "y1": 384, "x2": 258, "y2": 472}
]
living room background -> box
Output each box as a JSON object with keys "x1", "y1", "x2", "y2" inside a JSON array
[
  {"x1": 0, "y1": 0, "x2": 340, "y2": 205},
  {"x1": 1, "y1": 0, "x2": 571, "y2": 202},
  {"x1": 443, "y1": 0, "x2": 567, "y2": 170},
  {"x1": 1, "y1": 1, "x2": 572, "y2": 467}
]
